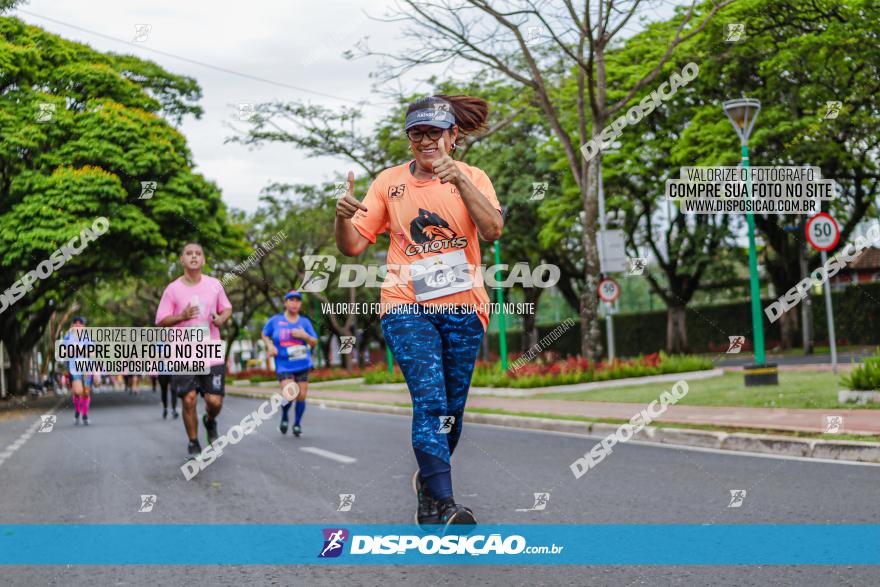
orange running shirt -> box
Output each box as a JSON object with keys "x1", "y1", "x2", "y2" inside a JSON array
[{"x1": 350, "y1": 160, "x2": 502, "y2": 329}]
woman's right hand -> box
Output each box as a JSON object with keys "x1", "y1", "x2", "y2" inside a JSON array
[{"x1": 335, "y1": 171, "x2": 368, "y2": 220}]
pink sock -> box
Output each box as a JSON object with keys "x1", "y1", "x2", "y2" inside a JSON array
[
  {"x1": 80, "y1": 396, "x2": 90, "y2": 417},
  {"x1": 73, "y1": 395, "x2": 81, "y2": 414}
]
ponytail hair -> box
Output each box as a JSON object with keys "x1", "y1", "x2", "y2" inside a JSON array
[{"x1": 406, "y1": 94, "x2": 489, "y2": 136}]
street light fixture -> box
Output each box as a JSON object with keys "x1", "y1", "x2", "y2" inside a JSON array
[
  {"x1": 722, "y1": 98, "x2": 778, "y2": 386},
  {"x1": 722, "y1": 98, "x2": 760, "y2": 143}
]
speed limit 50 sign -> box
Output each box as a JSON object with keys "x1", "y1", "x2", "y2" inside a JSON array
[{"x1": 805, "y1": 213, "x2": 840, "y2": 252}]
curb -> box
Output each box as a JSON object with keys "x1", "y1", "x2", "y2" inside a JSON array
[{"x1": 227, "y1": 390, "x2": 880, "y2": 464}]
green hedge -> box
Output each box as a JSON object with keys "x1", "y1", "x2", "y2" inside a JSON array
[{"x1": 485, "y1": 283, "x2": 880, "y2": 357}]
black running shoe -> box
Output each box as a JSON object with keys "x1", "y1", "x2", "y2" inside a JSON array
[
  {"x1": 413, "y1": 470, "x2": 440, "y2": 528},
  {"x1": 74, "y1": 412, "x2": 80, "y2": 425},
  {"x1": 437, "y1": 499, "x2": 477, "y2": 531},
  {"x1": 203, "y1": 414, "x2": 219, "y2": 444},
  {"x1": 82, "y1": 415, "x2": 89, "y2": 426},
  {"x1": 172, "y1": 409, "x2": 179, "y2": 419},
  {"x1": 188, "y1": 440, "x2": 202, "y2": 457},
  {"x1": 292, "y1": 424, "x2": 301, "y2": 437},
  {"x1": 279, "y1": 416, "x2": 289, "y2": 435},
  {"x1": 163, "y1": 408, "x2": 168, "y2": 420}
]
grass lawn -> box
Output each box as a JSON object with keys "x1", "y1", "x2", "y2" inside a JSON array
[
  {"x1": 535, "y1": 370, "x2": 878, "y2": 410},
  {"x1": 706, "y1": 344, "x2": 875, "y2": 361},
  {"x1": 308, "y1": 370, "x2": 878, "y2": 410}
]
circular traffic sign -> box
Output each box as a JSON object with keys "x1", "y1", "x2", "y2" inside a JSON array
[
  {"x1": 805, "y1": 213, "x2": 840, "y2": 252},
  {"x1": 598, "y1": 278, "x2": 621, "y2": 303}
]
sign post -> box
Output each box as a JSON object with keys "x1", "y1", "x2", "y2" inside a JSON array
[
  {"x1": 597, "y1": 278, "x2": 621, "y2": 362},
  {"x1": 597, "y1": 164, "x2": 619, "y2": 361},
  {"x1": 805, "y1": 213, "x2": 840, "y2": 373}
]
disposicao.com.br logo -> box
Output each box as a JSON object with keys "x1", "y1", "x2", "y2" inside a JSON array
[{"x1": 318, "y1": 528, "x2": 563, "y2": 558}]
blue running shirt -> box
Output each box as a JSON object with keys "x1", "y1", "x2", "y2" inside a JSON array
[{"x1": 262, "y1": 314, "x2": 316, "y2": 373}]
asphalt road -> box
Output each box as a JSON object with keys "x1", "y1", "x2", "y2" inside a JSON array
[{"x1": 1, "y1": 389, "x2": 878, "y2": 586}]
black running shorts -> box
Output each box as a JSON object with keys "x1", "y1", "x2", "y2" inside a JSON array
[
  {"x1": 172, "y1": 364, "x2": 226, "y2": 397},
  {"x1": 276, "y1": 369, "x2": 309, "y2": 383}
]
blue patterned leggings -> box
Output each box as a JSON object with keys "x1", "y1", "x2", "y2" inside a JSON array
[{"x1": 381, "y1": 305, "x2": 484, "y2": 500}]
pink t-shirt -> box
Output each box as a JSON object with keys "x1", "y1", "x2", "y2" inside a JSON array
[{"x1": 155, "y1": 275, "x2": 232, "y2": 366}]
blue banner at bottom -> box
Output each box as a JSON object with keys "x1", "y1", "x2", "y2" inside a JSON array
[{"x1": 1, "y1": 524, "x2": 878, "y2": 565}]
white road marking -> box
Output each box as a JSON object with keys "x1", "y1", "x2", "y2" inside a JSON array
[
  {"x1": 299, "y1": 447, "x2": 357, "y2": 464},
  {"x1": 0, "y1": 419, "x2": 46, "y2": 468},
  {"x1": 0, "y1": 399, "x2": 64, "y2": 471}
]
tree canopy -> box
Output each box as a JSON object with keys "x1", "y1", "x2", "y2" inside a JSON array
[{"x1": 0, "y1": 16, "x2": 241, "y2": 389}]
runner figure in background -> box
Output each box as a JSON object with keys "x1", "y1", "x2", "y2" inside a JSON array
[
  {"x1": 261, "y1": 290, "x2": 317, "y2": 437},
  {"x1": 155, "y1": 243, "x2": 232, "y2": 457}
]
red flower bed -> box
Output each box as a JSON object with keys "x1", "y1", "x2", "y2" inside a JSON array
[{"x1": 505, "y1": 352, "x2": 660, "y2": 378}]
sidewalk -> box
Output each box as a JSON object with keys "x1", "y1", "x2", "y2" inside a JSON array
[
  {"x1": 236, "y1": 385, "x2": 880, "y2": 436},
  {"x1": 362, "y1": 369, "x2": 725, "y2": 397}
]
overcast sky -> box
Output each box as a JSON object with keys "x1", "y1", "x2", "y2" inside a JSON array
[{"x1": 13, "y1": 1, "x2": 678, "y2": 214}]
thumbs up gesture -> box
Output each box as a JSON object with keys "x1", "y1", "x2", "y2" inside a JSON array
[
  {"x1": 431, "y1": 135, "x2": 463, "y2": 185},
  {"x1": 335, "y1": 170, "x2": 368, "y2": 220}
]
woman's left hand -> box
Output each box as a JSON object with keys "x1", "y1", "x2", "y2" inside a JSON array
[
  {"x1": 291, "y1": 327, "x2": 308, "y2": 340},
  {"x1": 432, "y1": 137, "x2": 463, "y2": 185}
]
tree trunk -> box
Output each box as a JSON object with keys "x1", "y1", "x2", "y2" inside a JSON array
[
  {"x1": 521, "y1": 287, "x2": 542, "y2": 352},
  {"x1": 338, "y1": 333, "x2": 354, "y2": 371},
  {"x1": 321, "y1": 338, "x2": 331, "y2": 369},
  {"x1": 779, "y1": 309, "x2": 799, "y2": 350},
  {"x1": 357, "y1": 329, "x2": 370, "y2": 369},
  {"x1": 580, "y1": 155, "x2": 602, "y2": 360},
  {"x1": 9, "y1": 347, "x2": 30, "y2": 396},
  {"x1": 666, "y1": 305, "x2": 688, "y2": 353},
  {"x1": 1, "y1": 321, "x2": 30, "y2": 395}
]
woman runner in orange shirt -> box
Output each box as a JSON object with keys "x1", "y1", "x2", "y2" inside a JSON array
[{"x1": 335, "y1": 95, "x2": 503, "y2": 530}]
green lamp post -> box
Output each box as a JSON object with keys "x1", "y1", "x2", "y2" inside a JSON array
[
  {"x1": 494, "y1": 240, "x2": 508, "y2": 371},
  {"x1": 722, "y1": 98, "x2": 778, "y2": 386}
]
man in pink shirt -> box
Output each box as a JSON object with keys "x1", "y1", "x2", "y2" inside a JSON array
[{"x1": 155, "y1": 243, "x2": 233, "y2": 457}]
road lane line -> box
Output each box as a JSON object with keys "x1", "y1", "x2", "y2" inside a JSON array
[
  {"x1": 299, "y1": 446, "x2": 357, "y2": 464},
  {"x1": 0, "y1": 398, "x2": 65, "y2": 470},
  {"x1": 0, "y1": 418, "x2": 45, "y2": 468}
]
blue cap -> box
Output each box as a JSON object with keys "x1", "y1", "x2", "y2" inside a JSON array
[
  {"x1": 405, "y1": 98, "x2": 455, "y2": 130},
  {"x1": 71, "y1": 316, "x2": 86, "y2": 325},
  {"x1": 284, "y1": 290, "x2": 302, "y2": 300}
]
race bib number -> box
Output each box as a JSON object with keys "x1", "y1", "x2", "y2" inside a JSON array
[
  {"x1": 285, "y1": 345, "x2": 308, "y2": 360},
  {"x1": 410, "y1": 250, "x2": 474, "y2": 302}
]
